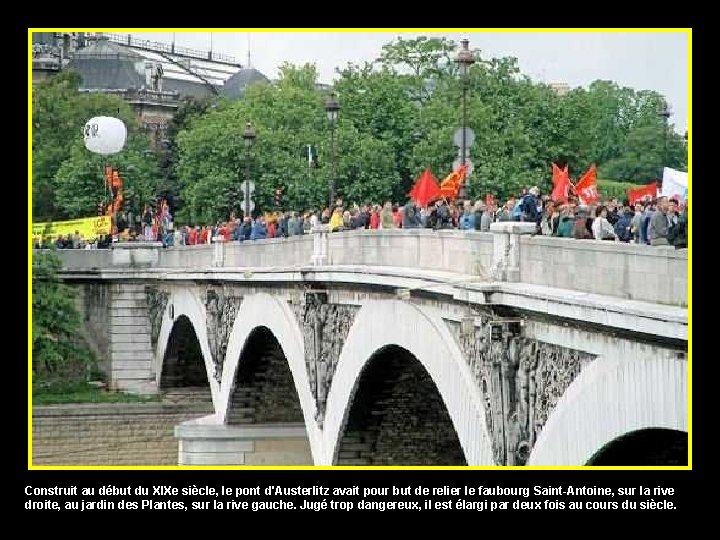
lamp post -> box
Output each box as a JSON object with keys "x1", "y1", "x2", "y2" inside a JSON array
[
  {"x1": 242, "y1": 122, "x2": 256, "y2": 219},
  {"x1": 658, "y1": 100, "x2": 671, "y2": 180},
  {"x1": 455, "y1": 38, "x2": 475, "y2": 201},
  {"x1": 325, "y1": 92, "x2": 340, "y2": 209}
]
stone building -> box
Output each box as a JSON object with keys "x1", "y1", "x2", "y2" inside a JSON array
[{"x1": 31, "y1": 32, "x2": 270, "y2": 142}]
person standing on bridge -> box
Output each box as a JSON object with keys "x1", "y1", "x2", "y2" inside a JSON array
[
  {"x1": 250, "y1": 216, "x2": 267, "y2": 240},
  {"x1": 403, "y1": 200, "x2": 421, "y2": 228},
  {"x1": 142, "y1": 205, "x2": 153, "y2": 240},
  {"x1": 649, "y1": 197, "x2": 671, "y2": 246},
  {"x1": 592, "y1": 206, "x2": 618, "y2": 241},
  {"x1": 380, "y1": 202, "x2": 394, "y2": 229},
  {"x1": 329, "y1": 207, "x2": 344, "y2": 232},
  {"x1": 459, "y1": 201, "x2": 475, "y2": 230},
  {"x1": 479, "y1": 201, "x2": 495, "y2": 232}
]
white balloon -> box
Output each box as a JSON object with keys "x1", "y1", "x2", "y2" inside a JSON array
[{"x1": 83, "y1": 116, "x2": 127, "y2": 155}]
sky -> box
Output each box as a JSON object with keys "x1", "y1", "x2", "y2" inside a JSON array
[{"x1": 126, "y1": 30, "x2": 689, "y2": 134}]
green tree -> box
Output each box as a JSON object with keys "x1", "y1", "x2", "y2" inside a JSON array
[
  {"x1": 169, "y1": 36, "x2": 688, "y2": 211},
  {"x1": 176, "y1": 63, "x2": 400, "y2": 221},
  {"x1": 600, "y1": 124, "x2": 687, "y2": 182},
  {"x1": 32, "y1": 251, "x2": 95, "y2": 381},
  {"x1": 160, "y1": 95, "x2": 219, "y2": 219},
  {"x1": 54, "y1": 133, "x2": 160, "y2": 219},
  {"x1": 376, "y1": 36, "x2": 458, "y2": 91},
  {"x1": 408, "y1": 54, "x2": 560, "y2": 200},
  {"x1": 32, "y1": 70, "x2": 157, "y2": 221},
  {"x1": 335, "y1": 63, "x2": 421, "y2": 200}
]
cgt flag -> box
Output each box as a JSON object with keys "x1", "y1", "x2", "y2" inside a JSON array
[
  {"x1": 574, "y1": 164, "x2": 600, "y2": 205},
  {"x1": 628, "y1": 182, "x2": 658, "y2": 205},
  {"x1": 551, "y1": 163, "x2": 571, "y2": 202}
]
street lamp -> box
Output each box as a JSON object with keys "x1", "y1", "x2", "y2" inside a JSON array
[
  {"x1": 658, "y1": 100, "x2": 671, "y2": 179},
  {"x1": 325, "y1": 92, "x2": 340, "y2": 209},
  {"x1": 242, "y1": 122, "x2": 256, "y2": 219},
  {"x1": 455, "y1": 38, "x2": 475, "y2": 201}
]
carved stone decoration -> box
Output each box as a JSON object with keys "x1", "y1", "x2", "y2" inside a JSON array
[
  {"x1": 145, "y1": 286, "x2": 169, "y2": 349},
  {"x1": 447, "y1": 318, "x2": 595, "y2": 466},
  {"x1": 291, "y1": 291, "x2": 358, "y2": 428},
  {"x1": 205, "y1": 288, "x2": 243, "y2": 384}
]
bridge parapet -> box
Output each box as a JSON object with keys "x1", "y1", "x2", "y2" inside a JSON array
[
  {"x1": 47, "y1": 226, "x2": 688, "y2": 306},
  {"x1": 519, "y1": 235, "x2": 688, "y2": 306}
]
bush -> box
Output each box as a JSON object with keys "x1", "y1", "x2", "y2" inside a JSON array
[
  {"x1": 597, "y1": 179, "x2": 639, "y2": 203},
  {"x1": 32, "y1": 251, "x2": 97, "y2": 384}
]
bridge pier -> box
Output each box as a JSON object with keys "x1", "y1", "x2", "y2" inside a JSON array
[
  {"x1": 109, "y1": 281, "x2": 157, "y2": 394},
  {"x1": 489, "y1": 222, "x2": 536, "y2": 281},
  {"x1": 311, "y1": 225, "x2": 329, "y2": 265},
  {"x1": 175, "y1": 417, "x2": 312, "y2": 465},
  {"x1": 109, "y1": 242, "x2": 163, "y2": 394}
]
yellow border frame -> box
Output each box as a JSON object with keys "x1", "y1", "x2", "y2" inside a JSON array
[{"x1": 28, "y1": 28, "x2": 692, "y2": 472}]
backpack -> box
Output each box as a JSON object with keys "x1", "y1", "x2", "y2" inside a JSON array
[
  {"x1": 614, "y1": 216, "x2": 632, "y2": 242},
  {"x1": 521, "y1": 195, "x2": 538, "y2": 222}
]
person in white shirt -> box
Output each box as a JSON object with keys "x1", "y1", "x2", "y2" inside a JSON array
[{"x1": 592, "y1": 206, "x2": 618, "y2": 241}]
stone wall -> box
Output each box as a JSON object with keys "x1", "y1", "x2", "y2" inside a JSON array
[
  {"x1": 108, "y1": 283, "x2": 155, "y2": 392},
  {"x1": 228, "y1": 327, "x2": 304, "y2": 424},
  {"x1": 327, "y1": 229, "x2": 494, "y2": 277},
  {"x1": 50, "y1": 249, "x2": 111, "y2": 270},
  {"x1": 223, "y1": 235, "x2": 314, "y2": 268},
  {"x1": 157, "y1": 244, "x2": 214, "y2": 268},
  {"x1": 73, "y1": 282, "x2": 111, "y2": 377},
  {"x1": 32, "y1": 402, "x2": 212, "y2": 466},
  {"x1": 51, "y1": 230, "x2": 687, "y2": 308},
  {"x1": 176, "y1": 422, "x2": 312, "y2": 466},
  {"x1": 336, "y1": 346, "x2": 466, "y2": 466},
  {"x1": 519, "y1": 236, "x2": 687, "y2": 306}
]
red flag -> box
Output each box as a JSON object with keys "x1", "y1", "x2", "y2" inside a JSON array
[
  {"x1": 551, "y1": 163, "x2": 571, "y2": 202},
  {"x1": 574, "y1": 164, "x2": 600, "y2": 204},
  {"x1": 408, "y1": 168, "x2": 442, "y2": 207},
  {"x1": 628, "y1": 182, "x2": 658, "y2": 205}
]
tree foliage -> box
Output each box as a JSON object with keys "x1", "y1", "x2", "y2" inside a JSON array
[
  {"x1": 32, "y1": 70, "x2": 159, "y2": 221},
  {"x1": 32, "y1": 251, "x2": 95, "y2": 381},
  {"x1": 176, "y1": 63, "x2": 400, "y2": 222},
  {"x1": 38, "y1": 37, "x2": 689, "y2": 223}
]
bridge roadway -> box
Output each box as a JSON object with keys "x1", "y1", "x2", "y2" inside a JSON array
[{"x1": 48, "y1": 224, "x2": 689, "y2": 466}]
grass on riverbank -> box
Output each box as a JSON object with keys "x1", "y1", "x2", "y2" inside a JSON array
[{"x1": 32, "y1": 380, "x2": 160, "y2": 405}]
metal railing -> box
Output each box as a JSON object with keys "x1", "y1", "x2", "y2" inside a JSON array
[
  {"x1": 78, "y1": 88, "x2": 181, "y2": 104},
  {"x1": 101, "y1": 33, "x2": 242, "y2": 67}
]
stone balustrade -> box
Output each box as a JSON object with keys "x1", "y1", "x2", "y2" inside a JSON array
[{"x1": 46, "y1": 226, "x2": 688, "y2": 307}]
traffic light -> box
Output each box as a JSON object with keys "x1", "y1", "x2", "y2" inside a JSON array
[
  {"x1": 274, "y1": 188, "x2": 284, "y2": 208},
  {"x1": 97, "y1": 201, "x2": 106, "y2": 216}
]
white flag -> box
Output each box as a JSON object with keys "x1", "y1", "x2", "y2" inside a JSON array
[{"x1": 660, "y1": 167, "x2": 688, "y2": 201}]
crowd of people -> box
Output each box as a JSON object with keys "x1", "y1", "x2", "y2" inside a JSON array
[{"x1": 36, "y1": 186, "x2": 688, "y2": 251}]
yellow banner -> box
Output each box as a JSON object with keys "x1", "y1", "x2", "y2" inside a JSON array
[{"x1": 32, "y1": 216, "x2": 112, "y2": 244}]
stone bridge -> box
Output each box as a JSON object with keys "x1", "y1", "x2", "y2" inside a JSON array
[{"x1": 50, "y1": 224, "x2": 688, "y2": 467}]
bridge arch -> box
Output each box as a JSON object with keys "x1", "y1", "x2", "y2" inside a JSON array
[
  {"x1": 154, "y1": 288, "x2": 219, "y2": 408},
  {"x1": 322, "y1": 300, "x2": 494, "y2": 466},
  {"x1": 528, "y1": 355, "x2": 688, "y2": 466},
  {"x1": 218, "y1": 293, "x2": 318, "y2": 460}
]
